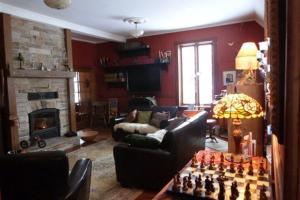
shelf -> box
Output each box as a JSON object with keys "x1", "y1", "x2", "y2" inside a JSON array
[
  {"x1": 118, "y1": 47, "x2": 150, "y2": 58},
  {"x1": 103, "y1": 62, "x2": 168, "y2": 71},
  {"x1": 10, "y1": 69, "x2": 76, "y2": 78}
]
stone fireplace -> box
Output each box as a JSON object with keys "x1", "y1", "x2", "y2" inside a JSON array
[
  {"x1": 3, "y1": 15, "x2": 76, "y2": 146},
  {"x1": 28, "y1": 108, "x2": 60, "y2": 139}
]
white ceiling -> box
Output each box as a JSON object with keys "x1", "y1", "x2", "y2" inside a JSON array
[{"x1": 0, "y1": 0, "x2": 264, "y2": 43}]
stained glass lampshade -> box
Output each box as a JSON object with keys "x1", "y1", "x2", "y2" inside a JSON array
[
  {"x1": 213, "y1": 93, "x2": 263, "y2": 120},
  {"x1": 213, "y1": 93, "x2": 263, "y2": 155}
]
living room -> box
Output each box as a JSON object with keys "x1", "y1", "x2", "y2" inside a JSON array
[{"x1": 0, "y1": 0, "x2": 299, "y2": 200}]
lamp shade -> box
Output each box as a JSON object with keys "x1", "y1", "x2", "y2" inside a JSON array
[
  {"x1": 213, "y1": 93, "x2": 263, "y2": 119},
  {"x1": 44, "y1": 0, "x2": 71, "y2": 9},
  {"x1": 129, "y1": 29, "x2": 144, "y2": 38},
  {"x1": 235, "y1": 42, "x2": 258, "y2": 70}
]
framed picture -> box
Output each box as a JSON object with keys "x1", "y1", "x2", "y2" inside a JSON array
[{"x1": 223, "y1": 70, "x2": 236, "y2": 86}]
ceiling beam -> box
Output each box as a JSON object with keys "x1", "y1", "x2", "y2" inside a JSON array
[{"x1": 0, "y1": 2, "x2": 126, "y2": 42}]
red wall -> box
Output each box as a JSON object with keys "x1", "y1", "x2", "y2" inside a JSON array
[
  {"x1": 72, "y1": 21, "x2": 264, "y2": 112},
  {"x1": 72, "y1": 40, "x2": 98, "y2": 68}
]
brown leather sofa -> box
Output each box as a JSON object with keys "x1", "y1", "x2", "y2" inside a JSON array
[
  {"x1": 113, "y1": 111, "x2": 208, "y2": 190},
  {"x1": 0, "y1": 151, "x2": 92, "y2": 200}
]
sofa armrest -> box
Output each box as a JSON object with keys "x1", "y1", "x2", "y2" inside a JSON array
[
  {"x1": 110, "y1": 116, "x2": 126, "y2": 126},
  {"x1": 113, "y1": 143, "x2": 175, "y2": 189},
  {"x1": 66, "y1": 158, "x2": 92, "y2": 200}
]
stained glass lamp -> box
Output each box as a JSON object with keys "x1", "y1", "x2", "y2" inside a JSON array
[{"x1": 213, "y1": 93, "x2": 263, "y2": 154}]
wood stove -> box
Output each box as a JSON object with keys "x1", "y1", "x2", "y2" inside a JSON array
[{"x1": 28, "y1": 108, "x2": 60, "y2": 139}]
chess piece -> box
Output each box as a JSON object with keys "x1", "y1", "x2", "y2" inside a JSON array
[
  {"x1": 209, "y1": 176, "x2": 215, "y2": 192},
  {"x1": 220, "y1": 153, "x2": 224, "y2": 162},
  {"x1": 205, "y1": 176, "x2": 211, "y2": 195},
  {"x1": 258, "y1": 160, "x2": 266, "y2": 176},
  {"x1": 259, "y1": 185, "x2": 268, "y2": 200},
  {"x1": 194, "y1": 178, "x2": 202, "y2": 196},
  {"x1": 248, "y1": 159, "x2": 254, "y2": 176},
  {"x1": 244, "y1": 182, "x2": 251, "y2": 200},
  {"x1": 238, "y1": 163, "x2": 244, "y2": 175},
  {"x1": 230, "y1": 181, "x2": 239, "y2": 199},
  {"x1": 187, "y1": 173, "x2": 193, "y2": 188},
  {"x1": 191, "y1": 153, "x2": 198, "y2": 168},
  {"x1": 218, "y1": 179, "x2": 225, "y2": 200},
  {"x1": 219, "y1": 162, "x2": 224, "y2": 171},
  {"x1": 209, "y1": 159, "x2": 214, "y2": 170},
  {"x1": 182, "y1": 177, "x2": 188, "y2": 191},
  {"x1": 230, "y1": 162, "x2": 235, "y2": 173}
]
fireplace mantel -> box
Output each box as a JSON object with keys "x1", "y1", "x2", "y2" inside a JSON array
[{"x1": 10, "y1": 69, "x2": 76, "y2": 78}]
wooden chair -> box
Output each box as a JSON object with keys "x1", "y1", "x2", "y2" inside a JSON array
[
  {"x1": 201, "y1": 104, "x2": 218, "y2": 143},
  {"x1": 90, "y1": 101, "x2": 108, "y2": 127}
]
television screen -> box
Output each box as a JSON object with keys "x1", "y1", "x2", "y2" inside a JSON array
[{"x1": 127, "y1": 67, "x2": 161, "y2": 92}]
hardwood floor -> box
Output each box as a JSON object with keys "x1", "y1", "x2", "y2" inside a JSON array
[{"x1": 68, "y1": 127, "x2": 218, "y2": 200}]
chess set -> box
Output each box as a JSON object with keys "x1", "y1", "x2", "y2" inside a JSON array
[{"x1": 167, "y1": 152, "x2": 271, "y2": 200}]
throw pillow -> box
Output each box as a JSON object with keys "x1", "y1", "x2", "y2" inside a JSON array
[
  {"x1": 137, "y1": 111, "x2": 152, "y2": 124},
  {"x1": 124, "y1": 134, "x2": 160, "y2": 149},
  {"x1": 149, "y1": 112, "x2": 170, "y2": 128},
  {"x1": 165, "y1": 117, "x2": 187, "y2": 131},
  {"x1": 147, "y1": 129, "x2": 168, "y2": 143},
  {"x1": 126, "y1": 109, "x2": 137, "y2": 122}
]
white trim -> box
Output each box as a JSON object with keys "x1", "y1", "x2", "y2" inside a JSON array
[
  {"x1": 71, "y1": 37, "x2": 99, "y2": 44},
  {"x1": 0, "y1": 2, "x2": 126, "y2": 42},
  {"x1": 136, "y1": 19, "x2": 258, "y2": 39}
]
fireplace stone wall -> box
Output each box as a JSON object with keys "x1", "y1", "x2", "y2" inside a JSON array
[{"x1": 15, "y1": 78, "x2": 69, "y2": 141}]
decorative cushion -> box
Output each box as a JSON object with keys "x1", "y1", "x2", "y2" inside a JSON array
[
  {"x1": 137, "y1": 111, "x2": 152, "y2": 124},
  {"x1": 149, "y1": 112, "x2": 170, "y2": 128},
  {"x1": 126, "y1": 109, "x2": 137, "y2": 122},
  {"x1": 124, "y1": 134, "x2": 160, "y2": 149},
  {"x1": 113, "y1": 122, "x2": 159, "y2": 134},
  {"x1": 165, "y1": 117, "x2": 187, "y2": 131},
  {"x1": 147, "y1": 129, "x2": 168, "y2": 143}
]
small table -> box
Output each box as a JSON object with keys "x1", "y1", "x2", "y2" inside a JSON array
[{"x1": 153, "y1": 150, "x2": 271, "y2": 200}]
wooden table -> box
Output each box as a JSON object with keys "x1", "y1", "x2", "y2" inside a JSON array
[{"x1": 153, "y1": 150, "x2": 270, "y2": 200}]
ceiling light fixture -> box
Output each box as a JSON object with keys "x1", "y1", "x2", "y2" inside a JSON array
[
  {"x1": 123, "y1": 17, "x2": 147, "y2": 38},
  {"x1": 44, "y1": 0, "x2": 72, "y2": 9}
]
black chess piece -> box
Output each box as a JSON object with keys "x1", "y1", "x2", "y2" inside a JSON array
[
  {"x1": 230, "y1": 181, "x2": 239, "y2": 199},
  {"x1": 218, "y1": 179, "x2": 225, "y2": 200},
  {"x1": 182, "y1": 177, "x2": 188, "y2": 191},
  {"x1": 258, "y1": 160, "x2": 266, "y2": 176},
  {"x1": 259, "y1": 185, "x2": 268, "y2": 200},
  {"x1": 209, "y1": 177, "x2": 215, "y2": 193},
  {"x1": 248, "y1": 159, "x2": 254, "y2": 176},
  {"x1": 205, "y1": 176, "x2": 211, "y2": 195},
  {"x1": 187, "y1": 174, "x2": 193, "y2": 188},
  {"x1": 244, "y1": 183, "x2": 251, "y2": 200}
]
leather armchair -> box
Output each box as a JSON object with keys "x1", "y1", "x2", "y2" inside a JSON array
[
  {"x1": 113, "y1": 111, "x2": 208, "y2": 190},
  {"x1": 0, "y1": 151, "x2": 92, "y2": 200}
]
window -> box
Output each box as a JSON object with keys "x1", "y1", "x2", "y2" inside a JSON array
[
  {"x1": 74, "y1": 72, "x2": 80, "y2": 103},
  {"x1": 178, "y1": 41, "x2": 214, "y2": 106}
]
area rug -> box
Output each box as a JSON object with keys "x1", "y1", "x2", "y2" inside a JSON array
[
  {"x1": 67, "y1": 138, "x2": 143, "y2": 200},
  {"x1": 205, "y1": 138, "x2": 228, "y2": 152}
]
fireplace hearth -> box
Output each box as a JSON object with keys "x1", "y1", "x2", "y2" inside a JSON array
[{"x1": 28, "y1": 108, "x2": 60, "y2": 139}]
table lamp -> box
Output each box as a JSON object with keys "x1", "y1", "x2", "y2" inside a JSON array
[
  {"x1": 213, "y1": 91, "x2": 263, "y2": 155},
  {"x1": 235, "y1": 42, "x2": 259, "y2": 84}
]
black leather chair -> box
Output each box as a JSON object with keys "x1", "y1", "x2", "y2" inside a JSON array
[{"x1": 0, "y1": 151, "x2": 92, "y2": 200}]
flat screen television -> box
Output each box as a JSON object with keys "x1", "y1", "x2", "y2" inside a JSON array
[{"x1": 127, "y1": 67, "x2": 161, "y2": 92}]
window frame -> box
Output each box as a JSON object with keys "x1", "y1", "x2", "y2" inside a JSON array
[{"x1": 177, "y1": 40, "x2": 215, "y2": 106}]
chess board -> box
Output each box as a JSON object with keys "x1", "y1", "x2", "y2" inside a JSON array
[{"x1": 167, "y1": 153, "x2": 271, "y2": 200}]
